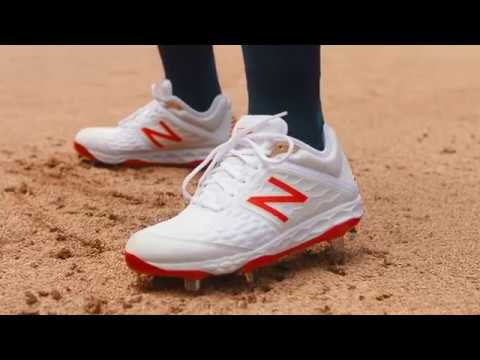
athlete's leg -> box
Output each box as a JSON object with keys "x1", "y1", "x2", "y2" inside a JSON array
[
  {"x1": 158, "y1": 45, "x2": 222, "y2": 112},
  {"x1": 242, "y1": 45, "x2": 324, "y2": 150}
]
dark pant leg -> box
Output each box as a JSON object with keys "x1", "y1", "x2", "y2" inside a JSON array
[
  {"x1": 242, "y1": 45, "x2": 324, "y2": 150},
  {"x1": 158, "y1": 45, "x2": 222, "y2": 112}
]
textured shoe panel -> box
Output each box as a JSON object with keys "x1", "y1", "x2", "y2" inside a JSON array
[
  {"x1": 163, "y1": 121, "x2": 222, "y2": 148},
  {"x1": 214, "y1": 206, "x2": 278, "y2": 249},
  {"x1": 278, "y1": 171, "x2": 358, "y2": 213},
  {"x1": 75, "y1": 127, "x2": 151, "y2": 154},
  {"x1": 176, "y1": 95, "x2": 232, "y2": 133},
  {"x1": 126, "y1": 229, "x2": 247, "y2": 264},
  {"x1": 131, "y1": 204, "x2": 277, "y2": 252},
  {"x1": 140, "y1": 110, "x2": 230, "y2": 150},
  {"x1": 264, "y1": 174, "x2": 330, "y2": 226}
]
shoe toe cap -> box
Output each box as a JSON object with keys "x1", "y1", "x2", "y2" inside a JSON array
[
  {"x1": 74, "y1": 127, "x2": 108, "y2": 151},
  {"x1": 125, "y1": 225, "x2": 242, "y2": 265},
  {"x1": 75, "y1": 127, "x2": 141, "y2": 153}
]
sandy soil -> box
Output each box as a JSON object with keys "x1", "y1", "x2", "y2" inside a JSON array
[{"x1": 0, "y1": 45, "x2": 479, "y2": 315}]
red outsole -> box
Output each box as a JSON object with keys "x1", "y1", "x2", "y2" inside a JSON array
[
  {"x1": 73, "y1": 142, "x2": 203, "y2": 168},
  {"x1": 125, "y1": 253, "x2": 210, "y2": 280},
  {"x1": 124, "y1": 217, "x2": 361, "y2": 281},
  {"x1": 74, "y1": 142, "x2": 96, "y2": 161}
]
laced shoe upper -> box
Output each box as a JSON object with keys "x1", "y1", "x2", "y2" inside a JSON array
[
  {"x1": 75, "y1": 80, "x2": 232, "y2": 155},
  {"x1": 126, "y1": 113, "x2": 361, "y2": 266}
]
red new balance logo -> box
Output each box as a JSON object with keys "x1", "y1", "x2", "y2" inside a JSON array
[
  {"x1": 142, "y1": 121, "x2": 182, "y2": 148},
  {"x1": 247, "y1": 177, "x2": 308, "y2": 223}
]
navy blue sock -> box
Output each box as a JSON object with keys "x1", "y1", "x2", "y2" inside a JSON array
[
  {"x1": 158, "y1": 46, "x2": 221, "y2": 112},
  {"x1": 242, "y1": 45, "x2": 325, "y2": 150}
]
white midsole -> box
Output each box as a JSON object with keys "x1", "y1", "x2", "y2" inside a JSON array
[
  {"x1": 83, "y1": 145, "x2": 216, "y2": 164},
  {"x1": 142, "y1": 195, "x2": 364, "y2": 275}
]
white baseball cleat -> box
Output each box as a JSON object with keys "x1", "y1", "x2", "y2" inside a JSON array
[
  {"x1": 125, "y1": 113, "x2": 363, "y2": 290},
  {"x1": 74, "y1": 79, "x2": 233, "y2": 166}
]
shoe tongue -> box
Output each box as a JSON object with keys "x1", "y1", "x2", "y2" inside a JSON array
[
  {"x1": 152, "y1": 79, "x2": 174, "y2": 101},
  {"x1": 233, "y1": 115, "x2": 288, "y2": 136},
  {"x1": 197, "y1": 115, "x2": 288, "y2": 211}
]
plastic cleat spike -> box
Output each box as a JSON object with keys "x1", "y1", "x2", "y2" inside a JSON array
[
  {"x1": 184, "y1": 279, "x2": 201, "y2": 292},
  {"x1": 244, "y1": 272, "x2": 255, "y2": 284},
  {"x1": 347, "y1": 227, "x2": 358, "y2": 241}
]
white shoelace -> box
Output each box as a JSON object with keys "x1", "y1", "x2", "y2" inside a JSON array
[
  {"x1": 182, "y1": 112, "x2": 298, "y2": 211},
  {"x1": 118, "y1": 84, "x2": 171, "y2": 127}
]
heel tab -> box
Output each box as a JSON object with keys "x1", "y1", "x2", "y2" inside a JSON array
[{"x1": 211, "y1": 94, "x2": 233, "y2": 109}]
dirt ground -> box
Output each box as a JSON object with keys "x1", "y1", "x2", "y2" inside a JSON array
[{"x1": 0, "y1": 45, "x2": 479, "y2": 315}]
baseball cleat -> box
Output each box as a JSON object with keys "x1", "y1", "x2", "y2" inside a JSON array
[
  {"x1": 125, "y1": 112, "x2": 364, "y2": 289},
  {"x1": 74, "y1": 79, "x2": 233, "y2": 166}
]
